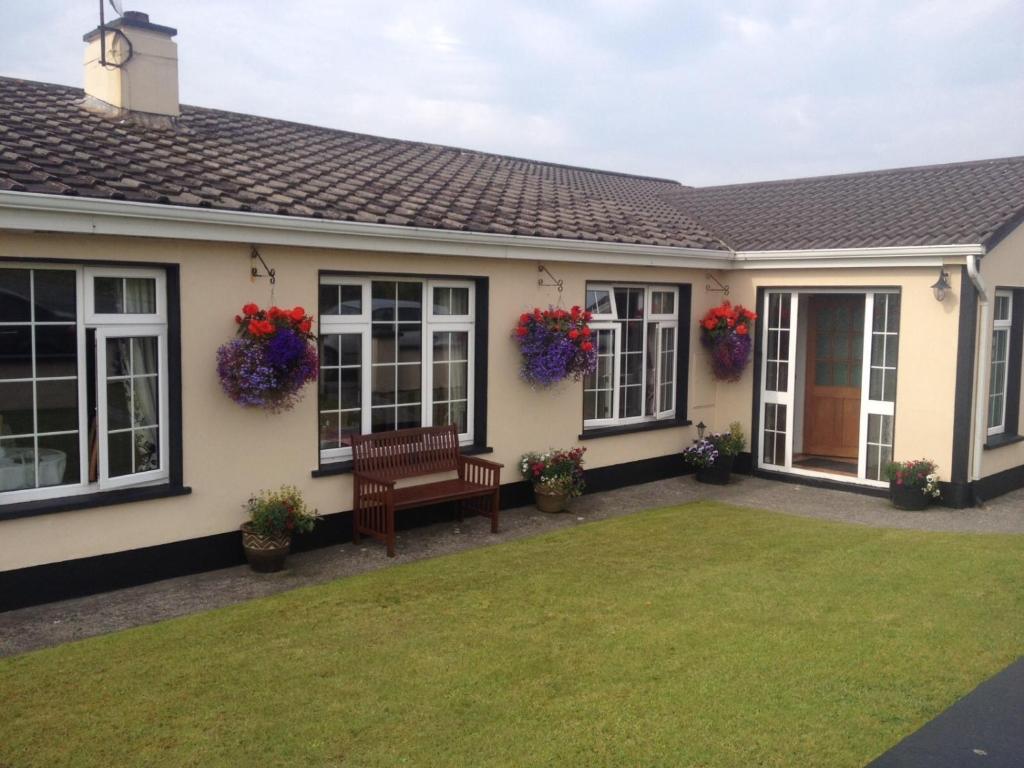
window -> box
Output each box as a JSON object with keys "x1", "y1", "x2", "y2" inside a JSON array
[
  {"x1": 988, "y1": 290, "x2": 1013, "y2": 435},
  {"x1": 582, "y1": 284, "x2": 679, "y2": 428},
  {"x1": 318, "y1": 276, "x2": 475, "y2": 463},
  {"x1": 0, "y1": 265, "x2": 169, "y2": 505}
]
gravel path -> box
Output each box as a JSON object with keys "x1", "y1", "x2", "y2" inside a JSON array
[{"x1": 1, "y1": 476, "x2": 1021, "y2": 658}]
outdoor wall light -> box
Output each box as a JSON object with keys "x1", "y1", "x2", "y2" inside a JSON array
[
  {"x1": 931, "y1": 269, "x2": 952, "y2": 302},
  {"x1": 697, "y1": 421, "x2": 707, "y2": 440}
]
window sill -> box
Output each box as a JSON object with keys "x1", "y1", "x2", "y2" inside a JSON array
[
  {"x1": 0, "y1": 484, "x2": 192, "y2": 522},
  {"x1": 311, "y1": 445, "x2": 494, "y2": 478},
  {"x1": 984, "y1": 433, "x2": 1024, "y2": 450},
  {"x1": 579, "y1": 418, "x2": 692, "y2": 441}
]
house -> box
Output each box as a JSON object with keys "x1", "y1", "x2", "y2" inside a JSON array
[{"x1": 1, "y1": 12, "x2": 1022, "y2": 610}]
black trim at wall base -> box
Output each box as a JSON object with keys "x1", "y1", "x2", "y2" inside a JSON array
[
  {"x1": 972, "y1": 463, "x2": 1024, "y2": 504},
  {"x1": 1, "y1": 451, "x2": 695, "y2": 613}
]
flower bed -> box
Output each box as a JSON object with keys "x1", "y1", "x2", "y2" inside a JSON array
[
  {"x1": 217, "y1": 303, "x2": 318, "y2": 412},
  {"x1": 514, "y1": 306, "x2": 597, "y2": 387},
  {"x1": 700, "y1": 301, "x2": 757, "y2": 381}
]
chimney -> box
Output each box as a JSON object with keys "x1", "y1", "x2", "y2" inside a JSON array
[{"x1": 82, "y1": 11, "x2": 179, "y2": 119}]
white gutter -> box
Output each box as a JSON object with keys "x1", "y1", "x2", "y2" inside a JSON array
[
  {"x1": 0, "y1": 191, "x2": 732, "y2": 270},
  {"x1": 0, "y1": 191, "x2": 987, "y2": 271},
  {"x1": 967, "y1": 255, "x2": 990, "y2": 483}
]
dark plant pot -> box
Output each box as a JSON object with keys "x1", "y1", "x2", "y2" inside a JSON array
[
  {"x1": 696, "y1": 454, "x2": 735, "y2": 485},
  {"x1": 241, "y1": 523, "x2": 291, "y2": 573},
  {"x1": 889, "y1": 482, "x2": 929, "y2": 511},
  {"x1": 534, "y1": 486, "x2": 570, "y2": 513}
]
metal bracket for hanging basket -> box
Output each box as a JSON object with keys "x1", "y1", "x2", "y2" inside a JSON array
[
  {"x1": 537, "y1": 264, "x2": 564, "y2": 293},
  {"x1": 250, "y1": 246, "x2": 276, "y2": 285},
  {"x1": 705, "y1": 273, "x2": 729, "y2": 296}
]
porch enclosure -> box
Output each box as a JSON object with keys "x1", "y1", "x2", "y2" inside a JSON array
[{"x1": 756, "y1": 289, "x2": 901, "y2": 486}]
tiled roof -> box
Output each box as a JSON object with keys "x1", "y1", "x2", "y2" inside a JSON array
[
  {"x1": 0, "y1": 77, "x2": 723, "y2": 250},
  {"x1": 667, "y1": 156, "x2": 1024, "y2": 251}
]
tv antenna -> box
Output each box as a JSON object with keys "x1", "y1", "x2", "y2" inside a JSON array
[{"x1": 98, "y1": 0, "x2": 133, "y2": 68}]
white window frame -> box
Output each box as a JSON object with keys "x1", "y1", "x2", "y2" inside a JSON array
[
  {"x1": 0, "y1": 263, "x2": 169, "y2": 506},
  {"x1": 84, "y1": 266, "x2": 166, "y2": 325},
  {"x1": 582, "y1": 283, "x2": 679, "y2": 430},
  {"x1": 317, "y1": 276, "x2": 476, "y2": 464},
  {"x1": 95, "y1": 325, "x2": 170, "y2": 490},
  {"x1": 858, "y1": 291, "x2": 899, "y2": 481},
  {"x1": 759, "y1": 291, "x2": 798, "y2": 470},
  {"x1": 988, "y1": 290, "x2": 1013, "y2": 436}
]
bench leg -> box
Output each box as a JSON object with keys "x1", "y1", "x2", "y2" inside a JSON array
[
  {"x1": 386, "y1": 507, "x2": 396, "y2": 558},
  {"x1": 490, "y1": 490, "x2": 500, "y2": 533}
]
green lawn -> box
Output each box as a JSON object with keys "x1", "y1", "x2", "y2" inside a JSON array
[{"x1": 1, "y1": 502, "x2": 1022, "y2": 767}]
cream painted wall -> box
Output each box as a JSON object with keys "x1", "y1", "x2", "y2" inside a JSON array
[
  {"x1": 0, "y1": 232, "x2": 713, "y2": 570},
  {"x1": 978, "y1": 224, "x2": 1024, "y2": 478},
  {"x1": 708, "y1": 267, "x2": 964, "y2": 481}
]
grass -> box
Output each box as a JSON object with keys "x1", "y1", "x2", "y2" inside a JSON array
[{"x1": 1, "y1": 502, "x2": 1022, "y2": 768}]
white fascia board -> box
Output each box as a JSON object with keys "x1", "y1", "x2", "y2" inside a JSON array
[
  {"x1": 0, "y1": 191, "x2": 732, "y2": 270},
  {"x1": 732, "y1": 243, "x2": 985, "y2": 269}
]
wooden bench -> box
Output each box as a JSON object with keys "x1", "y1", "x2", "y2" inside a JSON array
[{"x1": 351, "y1": 425, "x2": 502, "y2": 557}]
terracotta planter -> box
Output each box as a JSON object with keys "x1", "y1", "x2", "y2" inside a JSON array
[
  {"x1": 889, "y1": 482, "x2": 930, "y2": 511},
  {"x1": 241, "y1": 523, "x2": 291, "y2": 572},
  {"x1": 534, "y1": 486, "x2": 570, "y2": 513},
  {"x1": 696, "y1": 454, "x2": 735, "y2": 485}
]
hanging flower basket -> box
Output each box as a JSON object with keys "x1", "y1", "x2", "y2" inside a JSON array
[
  {"x1": 216, "y1": 303, "x2": 318, "y2": 412},
  {"x1": 514, "y1": 306, "x2": 597, "y2": 387},
  {"x1": 700, "y1": 301, "x2": 757, "y2": 381}
]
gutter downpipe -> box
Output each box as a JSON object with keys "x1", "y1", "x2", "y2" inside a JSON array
[{"x1": 967, "y1": 254, "x2": 989, "y2": 483}]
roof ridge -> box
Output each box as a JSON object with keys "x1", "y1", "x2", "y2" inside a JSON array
[{"x1": 693, "y1": 154, "x2": 1024, "y2": 191}]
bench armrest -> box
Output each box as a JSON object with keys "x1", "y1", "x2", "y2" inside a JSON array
[{"x1": 458, "y1": 455, "x2": 503, "y2": 486}]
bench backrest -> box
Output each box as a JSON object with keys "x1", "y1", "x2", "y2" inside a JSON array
[{"x1": 351, "y1": 424, "x2": 461, "y2": 480}]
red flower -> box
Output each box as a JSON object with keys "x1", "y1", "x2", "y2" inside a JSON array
[
  {"x1": 570, "y1": 305, "x2": 581, "y2": 318},
  {"x1": 234, "y1": 314, "x2": 242, "y2": 324},
  {"x1": 516, "y1": 325, "x2": 528, "y2": 336},
  {"x1": 299, "y1": 319, "x2": 312, "y2": 334},
  {"x1": 736, "y1": 325, "x2": 749, "y2": 336},
  {"x1": 248, "y1": 320, "x2": 262, "y2": 335},
  {"x1": 519, "y1": 312, "x2": 530, "y2": 324},
  {"x1": 267, "y1": 306, "x2": 281, "y2": 319},
  {"x1": 703, "y1": 318, "x2": 716, "y2": 330},
  {"x1": 583, "y1": 311, "x2": 593, "y2": 321},
  {"x1": 291, "y1": 307, "x2": 306, "y2": 322},
  {"x1": 581, "y1": 341, "x2": 594, "y2": 352},
  {"x1": 258, "y1": 320, "x2": 274, "y2": 335},
  {"x1": 582, "y1": 327, "x2": 591, "y2": 337},
  {"x1": 568, "y1": 329, "x2": 580, "y2": 340},
  {"x1": 242, "y1": 303, "x2": 259, "y2": 316}
]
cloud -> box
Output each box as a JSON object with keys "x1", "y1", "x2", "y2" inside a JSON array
[{"x1": 0, "y1": 0, "x2": 1021, "y2": 184}]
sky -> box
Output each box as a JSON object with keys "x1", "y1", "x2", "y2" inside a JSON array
[{"x1": 1, "y1": 0, "x2": 1023, "y2": 185}]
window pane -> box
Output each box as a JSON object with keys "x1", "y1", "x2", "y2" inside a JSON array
[
  {"x1": 0, "y1": 438, "x2": 35, "y2": 490},
  {"x1": 396, "y1": 405, "x2": 420, "y2": 430},
  {"x1": 450, "y1": 400, "x2": 467, "y2": 433},
  {"x1": 586, "y1": 289, "x2": 612, "y2": 315},
  {"x1": 371, "y1": 407, "x2": 396, "y2": 433},
  {"x1": 0, "y1": 269, "x2": 31, "y2": 322},
  {"x1": 123, "y1": 278, "x2": 157, "y2": 313},
  {"x1": 340, "y1": 334, "x2": 361, "y2": 366},
  {"x1": 133, "y1": 427, "x2": 160, "y2": 472},
  {"x1": 37, "y1": 432, "x2": 78, "y2": 487},
  {"x1": 132, "y1": 337, "x2": 159, "y2": 375},
  {"x1": 33, "y1": 270, "x2": 76, "y2": 322},
  {"x1": 107, "y1": 380, "x2": 132, "y2": 431},
  {"x1": 397, "y1": 364, "x2": 421, "y2": 403},
  {"x1": 340, "y1": 368, "x2": 360, "y2": 410},
  {"x1": 397, "y1": 282, "x2": 422, "y2": 321},
  {"x1": 319, "y1": 412, "x2": 340, "y2": 450},
  {"x1": 34, "y1": 326, "x2": 77, "y2": 378},
  {"x1": 0, "y1": 381, "x2": 34, "y2": 435},
  {"x1": 319, "y1": 284, "x2": 340, "y2": 316},
  {"x1": 371, "y1": 366, "x2": 396, "y2": 406},
  {"x1": 108, "y1": 430, "x2": 133, "y2": 477},
  {"x1": 397, "y1": 324, "x2": 421, "y2": 363},
  {"x1": 340, "y1": 284, "x2": 362, "y2": 315},
  {"x1": 371, "y1": 281, "x2": 396, "y2": 322},
  {"x1": 0, "y1": 327, "x2": 32, "y2": 379},
  {"x1": 321, "y1": 334, "x2": 340, "y2": 366},
  {"x1": 94, "y1": 277, "x2": 123, "y2": 313},
  {"x1": 371, "y1": 324, "x2": 396, "y2": 364},
  {"x1": 319, "y1": 369, "x2": 340, "y2": 410},
  {"x1": 106, "y1": 338, "x2": 131, "y2": 377},
  {"x1": 36, "y1": 379, "x2": 78, "y2": 433}
]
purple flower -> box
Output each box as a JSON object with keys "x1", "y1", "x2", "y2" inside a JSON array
[
  {"x1": 702, "y1": 331, "x2": 752, "y2": 382},
  {"x1": 516, "y1": 309, "x2": 597, "y2": 387},
  {"x1": 217, "y1": 329, "x2": 318, "y2": 412}
]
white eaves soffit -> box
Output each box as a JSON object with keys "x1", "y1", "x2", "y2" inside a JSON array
[{"x1": 0, "y1": 191, "x2": 985, "y2": 270}]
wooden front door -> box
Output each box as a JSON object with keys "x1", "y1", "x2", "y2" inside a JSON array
[{"x1": 804, "y1": 295, "x2": 864, "y2": 458}]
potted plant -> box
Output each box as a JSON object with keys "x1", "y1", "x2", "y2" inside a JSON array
[
  {"x1": 683, "y1": 422, "x2": 745, "y2": 485},
  {"x1": 520, "y1": 447, "x2": 586, "y2": 512},
  {"x1": 241, "y1": 485, "x2": 319, "y2": 572},
  {"x1": 217, "y1": 303, "x2": 319, "y2": 412},
  {"x1": 885, "y1": 459, "x2": 942, "y2": 510},
  {"x1": 700, "y1": 301, "x2": 758, "y2": 381},
  {"x1": 514, "y1": 306, "x2": 597, "y2": 387}
]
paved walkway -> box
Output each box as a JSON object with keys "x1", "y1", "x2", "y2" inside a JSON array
[
  {"x1": 1, "y1": 475, "x2": 1021, "y2": 658},
  {"x1": 868, "y1": 658, "x2": 1024, "y2": 768}
]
